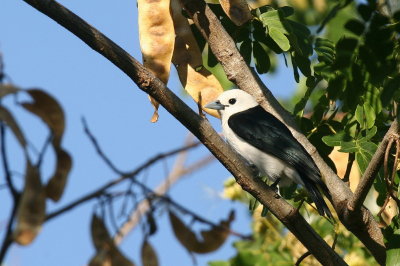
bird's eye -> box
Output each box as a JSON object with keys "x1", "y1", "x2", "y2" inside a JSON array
[{"x1": 229, "y1": 98, "x2": 236, "y2": 105}]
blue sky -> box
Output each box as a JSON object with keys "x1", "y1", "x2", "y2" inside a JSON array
[{"x1": 0, "y1": 1, "x2": 296, "y2": 265}]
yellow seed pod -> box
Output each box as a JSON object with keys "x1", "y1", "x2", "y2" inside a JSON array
[
  {"x1": 138, "y1": 0, "x2": 175, "y2": 122},
  {"x1": 290, "y1": 0, "x2": 308, "y2": 10},
  {"x1": 171, "y1": 0, "x2": 224, "y2": 118},
  {"x1": 219, "y1": 0, "x2": 252, "y2": 26},
  {"x1": 247, "y1": 0, "x2": 272, "y2": 9}
]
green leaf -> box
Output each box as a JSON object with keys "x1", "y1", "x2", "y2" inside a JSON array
[
  {"x1": 355, "y1": 104, "x2": 364, "y2": 128},
  {"x1": 381, "y1": 76, "x2": 400, "y2": 106},
  {"x1": 357, "y1": 4, "x2": 374, "y2": 21},
  {"x1": 253, "y1": 41, "x2": 271, "y2": 74},
  {"x1": 364, "y1": 126, "x2": 377, "y2": 141},
  {"x1": 259, "y1": 9, "x2": 291, "y2": 52},
  {"x1": 356, "y1": 141, "x2": 377, "y2": 173},
  {"x1": 293, "y1": 53, "x2": 311, "y2": 77},
  {"x1": 279, "y1": 6, "x2": 294, "y2": 17},
  {"x1": 240, "y1": 40, "x2": 252, "y2": 65},
  {"x1": 339, "y1": 141, "x2": 359, "y2": 153},
  {"x1": 386, "y1": 229, "x2": 400, "y2": 266},
  {"x1": 261, "y1": 205, "x2": 269, "y2": 217},
  {"x1": 315, "y1": 38, "x2": 335, "y2": 66},
  {"x1": 288, "y1": 20, "x2": 311, "y2": 38},
  {"x1": 207, "y1": 45, "x2": 218, "y2": 67},
  {"x1": 322, "y1": 131, "x2": 349, "y2": 147},
  {"x1": 293, "y1": 81, "x2": 316, "y2": 117},
  {"x1": 269, "y1": 28, "x2": 290, "y2": 51},
  {"x1": 355, "y1": 103, "x2": 376, "y2": 129},
  {"x1": 344, "y1": 19, "x2": 365, "y2": 35},
  {"x1": 260, "y1": 10, "x2": 288, "y2": 34},
  {"x1": 333, "y1": 38, "x2": 358, "y2": 68},
  {"x1": 363, "y1": 102, "x2": 376, "y2": 129},
  {"x1": 208, "y1": 261, "x2": 230, "y2": 266},
  {"x1": 326, "y1": 75, "x2": 345, "y2": 100},
  {"x1": 249, "y1": 196, "x2": 259, "y2": 211},
  {"x1": 315, "y1": 38, "x2": 335, "y2": 50}
]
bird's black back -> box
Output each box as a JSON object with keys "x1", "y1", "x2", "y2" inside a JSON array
[{"x1": 228, "y1": 106, "x2": 332, "y2": 218}]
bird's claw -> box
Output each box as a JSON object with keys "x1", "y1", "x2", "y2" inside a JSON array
[{"x1": 270, "y1": 177, "x2": 281, "y2": 193}]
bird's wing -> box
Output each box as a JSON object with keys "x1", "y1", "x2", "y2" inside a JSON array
[{"x1": 228, "y1": 106, "x2": 321, "y2": 183}]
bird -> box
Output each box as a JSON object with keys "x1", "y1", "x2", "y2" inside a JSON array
[{"x1": 205, "y1": 89, "x2": 332, "y2": 218}]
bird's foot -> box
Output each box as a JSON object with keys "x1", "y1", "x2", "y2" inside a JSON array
[
  {"x1": 295, "y1": 199, "x2": 305, "y2": 214},
  {"x1": 270, "y1": 177, "x2": 281, "y2": 193},
  {"x1": 248, "y1": 164, "x2": 259, "y2": 176}
]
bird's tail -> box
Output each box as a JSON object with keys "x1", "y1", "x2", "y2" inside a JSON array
[{"x1": 303, "y1": 180, "x2": 333, "y2": 219}]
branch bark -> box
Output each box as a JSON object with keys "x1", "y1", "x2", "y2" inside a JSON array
[
  {"x1": 22, "y1": 0, "x2": 346, "y2": 264},
  {"x1": 180, "y1": 0, "x2": 386, "y2": 264}
]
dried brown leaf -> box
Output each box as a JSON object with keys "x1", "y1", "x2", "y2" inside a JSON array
[
  {"x1": 0, "y1": 84, "x2": 20, "y2": 98},
  {"x1": 199, "y1": 210, "x2": 234, "y2": 253},
  {"x1": 45, "y1": 149, "x2": 72, "y2": 201},
  {"x1": 22, "y1": 89, "x2": 65, "y2": 144},
  {"x1": 91, "y1": 214, "x2": 112, "y2": 251},
  {"x1": 13, "y1": 162, "x2": 46, "y2": 245},
  {"x1": 168, "y1": 210, "x2": 234, "y2": 254},
  {"x1": 141, "y1": 240, "x2": 159, "y2": 266},
  {"x1": 219, "y1": 0, "x2": 252, "y2": 26},
  {"x1": 22, "y1": 89, "x2": 72, "y2": 201},
  {"x1": 108, "y1": 245, "x2": 135, "y2": 266},
  {"x1": 89, "y1": 249, "x2": 112, "y2": 266},
  {"x1": 90, "y1": 215, "x2": 135, "y2": 266}
]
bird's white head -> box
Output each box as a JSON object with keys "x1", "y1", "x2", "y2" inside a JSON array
[{"x1": 205, "y1": 89, "x2": 258, "y2": 119}]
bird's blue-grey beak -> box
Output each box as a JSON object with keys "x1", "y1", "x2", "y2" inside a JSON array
[{"x1": 205, "y1": 100, "x2": 225, "y2": 110}]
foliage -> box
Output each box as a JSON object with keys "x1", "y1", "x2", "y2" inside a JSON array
[
  {"x1": 208, "y1": 0, "x2": 400, "y2": 264},
  {"x1": 217, "y1": 178, "x2": 377, "y2": 265}
]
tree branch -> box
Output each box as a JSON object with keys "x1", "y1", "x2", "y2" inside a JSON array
[
  {"x1": 180, "y1": 0, "x2": 386, "y2": 263},
  {"x1": 0, "y1": 124, "x2": 20, "y2": 263},
  {"x1": 22, "y1": 0, "x2": 345, "y2": 264},
  {"x1": 45, "y1": 142, "x2": 202, "y2": 221},
  {"x1": 128, "y1": 178, "x2": 250, "y2": 240},
  {"x1": 114, "y1": 153, "x2": 215, "y2": 244},
  {"x1": 0, "y1": 123, "x2": 18, "y2": 199},
  {"x1": 348, "y1": 119, "x2": 399, "y2": 211}
]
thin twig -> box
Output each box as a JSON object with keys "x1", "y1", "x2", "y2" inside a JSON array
[
  {"x1": 83, "y1": 117, "x2": 202, "y2": 176},
  {"x1": 383, "y1": 138, "x2": 394, "y2": 192},
  {"x1": 0, "y1": 203, "x2": 18, "y2": 262},
  {"x1": 129, "y1": 178, "x2": 250, "y2": 240},
  {"x1": 0, "y1": 123, "x2": 20, "y2": 262},
  {"x1": 295, "y1": 251, "x2": 311, "y2": 266},
  {"x1": 114, "y1": 135, "x2": 192, "y2": 243},
  {"x1": 342, "y1": 153, "x2": 355, "y2": 185},
  {"x1": 45, "y1": 142, "x2": 203, "y2": 221},
  {"x1": 377, "y1": 196, "x2": 391, "y2": 222},
  {"x1": 36, "y1": 133, "x2": 52, "y2": 168},
  {"x1": 114, "y1": 155, "x2": 215, "y2": 244},
  {"x1": 82, "y1": 117, "x2": 123, "y2": 174},
  {"x1": 389, "y1": 140, "x2": 400, "y2": 207},
  {"x1": 0, "y1": 123, "x2": 18, "y2": 199}
]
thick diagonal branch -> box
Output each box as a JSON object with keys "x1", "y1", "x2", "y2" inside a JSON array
[
  {"x1": 180, "y1": 0, "x2": 385, "y2": 263},
  {"x1": 22, "y1": 0, "x2": 345, "y2": 264}
]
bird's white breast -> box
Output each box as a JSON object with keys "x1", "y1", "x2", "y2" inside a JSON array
[{"x1": 222, "y1": 118, "x2": 304, "y2": 186}]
